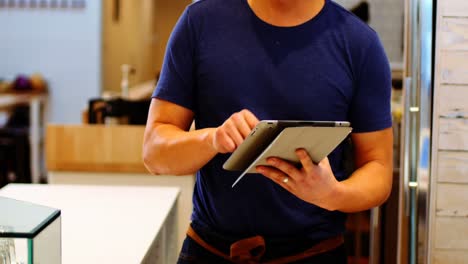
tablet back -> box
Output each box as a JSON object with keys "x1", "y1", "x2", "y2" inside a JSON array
[
  {"x1": 243, "y1": 126, "x2": 352, "y2": 174},
  {"x1": 231, "y1": 126, "x2": 352, "y2": 187},
  {"x1": 222, "y1": 120, "x2": 350, "y2": 172}
]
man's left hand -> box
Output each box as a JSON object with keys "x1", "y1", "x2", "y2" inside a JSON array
[{"x1": 256, "y1": 149, "x2": 340, "y2": 211}]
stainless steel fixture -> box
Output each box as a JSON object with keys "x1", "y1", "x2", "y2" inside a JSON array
[{"x1": 398, "y1": 1, "x2": 434, "y2": 263}]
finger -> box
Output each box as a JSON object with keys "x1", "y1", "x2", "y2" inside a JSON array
[
  {"x1": 295, "y1": 149, "x2": 316, "y2": 173},
  {"x1": 318, "y1": 157, "x2": 331, "y2": 169},
  {"x1": 320, "y1": 157, "x2": 330, "y2": 166},
  {"x1": 241, "y1": 109, "x2": 260, "y2": 129},
  {"x1": 224, "y1": 120, "x2": 244, "y2": 147},
  {"x1": 256, "y1": 166, "x2": 295, "y2": 191},
  {"x1": 231, "y1": 113, "x2": 253, "y2": 138},
  {"x1": 218, "y1": 130, "x2": 236, "y2": 153},
  {"x1": 266, "y1": 157, "x2": 301, "y2": 180}
]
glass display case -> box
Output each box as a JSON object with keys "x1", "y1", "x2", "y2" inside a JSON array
[{"x1": 0, "y1": 197, "x2": 61, "y2": 264}]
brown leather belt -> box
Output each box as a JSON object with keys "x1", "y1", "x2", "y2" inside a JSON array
[{"x1": 187, "y1": 226, "x2": 344, "y2": 264}]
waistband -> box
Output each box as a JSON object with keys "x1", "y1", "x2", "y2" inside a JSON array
[{"x1": 188, "y1": 222, "x2": 344, "y2": 263}]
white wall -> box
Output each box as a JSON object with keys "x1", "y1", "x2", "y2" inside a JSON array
[{"x1": 0, "y1": 3, "x2": 102, "y2": 123}]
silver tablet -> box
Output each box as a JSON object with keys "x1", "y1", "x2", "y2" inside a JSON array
[{"x1": 221, "y1": 120, "x2": 352, "y2": 187}]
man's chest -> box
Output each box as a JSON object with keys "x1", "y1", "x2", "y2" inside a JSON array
[{"x1": 193, "y1": 26, "x2": 355, "y2": 122}]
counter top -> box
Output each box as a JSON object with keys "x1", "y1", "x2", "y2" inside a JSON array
[{"x1": 0, "y1": 184, "x2": 179, "y2": 264}]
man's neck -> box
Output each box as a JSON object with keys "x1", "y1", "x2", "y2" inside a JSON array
[{"x1": 247, "y1": 0, "x2": 325, "y2": 27}]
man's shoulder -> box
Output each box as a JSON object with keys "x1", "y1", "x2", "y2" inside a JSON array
[
  {"x1": 184, "y1": 0, "x2": 247, "y2": 39},
  {"x1": 323, "y1": 0, "x2": 384, "y2": 67},
  {"x1": 328, "y1": 1, "x2": 379, "y2": 44},
  {"x1": 187, "y1": 0, "x2": 241, "y2": 17}
]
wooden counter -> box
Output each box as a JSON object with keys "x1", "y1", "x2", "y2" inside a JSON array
[{"x1": 46, "y1": 124, "x2": 147, "y2": 173}]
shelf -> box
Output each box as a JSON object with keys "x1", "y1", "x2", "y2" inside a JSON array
[{"x1": 0, "y1": 92, "x2": 47, "y2": 110}]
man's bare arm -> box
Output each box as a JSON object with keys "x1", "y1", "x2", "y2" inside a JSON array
[
  {"x1": 330, "y1": 128, "x2": 393, "y2": 212},
  {"x1": 143, "y1": 99, "x2": 259, "y2": 175},
  {"x1": 257, "y1": 127, "x2": 393, "y2": 212}
]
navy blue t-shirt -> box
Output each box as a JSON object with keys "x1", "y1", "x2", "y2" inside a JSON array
[{"x1": 153, "y1": 0, "x2": 392, "y2": 241}]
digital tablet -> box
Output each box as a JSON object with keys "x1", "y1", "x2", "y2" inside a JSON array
[{"x1": 222, "y1": 120, "x2": 352, "y2": 187}]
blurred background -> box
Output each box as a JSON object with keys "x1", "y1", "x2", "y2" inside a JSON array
[
  {"x1": 0, "y1": 1, "x2": 403, "y2": 263},
  {"x1": 1, "y1": 1, "x2": 466, "y2": 264}
]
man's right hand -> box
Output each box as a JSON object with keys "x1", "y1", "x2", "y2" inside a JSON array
[{"x1": 210, "y1": 109, "x2": 259, "y2": 153}]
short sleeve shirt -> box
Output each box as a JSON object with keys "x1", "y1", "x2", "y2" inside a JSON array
[{"x1": 153, "y1": 0, "x2": 392, "y2": 241}]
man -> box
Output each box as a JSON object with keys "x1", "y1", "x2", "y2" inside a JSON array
[{"x1": 143, "y1": 0, "x2": 393, "y2": 263}]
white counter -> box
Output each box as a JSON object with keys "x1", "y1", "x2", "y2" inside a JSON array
[
  {"x1": 47, "y1": 171, "x2": 194, "y2": 252},
  {"x1": 0, "y1": 184, "x2": 179, "y2": 264}
]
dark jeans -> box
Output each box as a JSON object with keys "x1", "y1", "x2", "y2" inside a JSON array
[{"x1": 177, "y1": 223, "x2": 347, "y2": 264}]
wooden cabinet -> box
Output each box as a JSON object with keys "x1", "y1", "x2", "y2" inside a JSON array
[{"x1": 46, "y1": 124, "x2": 147, "y2": 173}]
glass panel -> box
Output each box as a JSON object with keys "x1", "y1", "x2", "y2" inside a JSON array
[
  {"x1": 0, "y1": 197, "x2": 61, "y2": 263},
  {"x1": 0, "y1": 238, "x2": 28, "y2": 264},
  {"x1": 0, "y1": 197, "x2": 59, "y2": 238}
]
